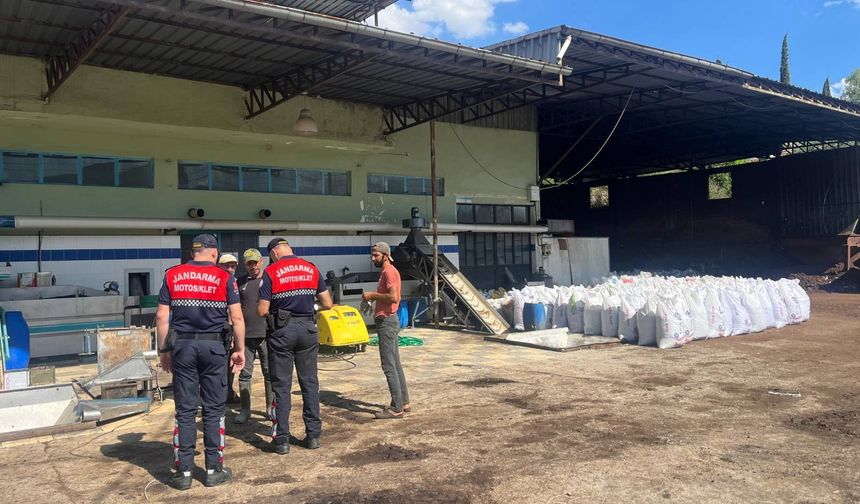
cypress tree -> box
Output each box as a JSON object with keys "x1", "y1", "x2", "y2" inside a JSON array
[
  {"x1": 780, "y1": 34, "x2": 791, "y2": 85},
  {"x1": 823, "y1": 78, "x2": 832, "y2": 97}
]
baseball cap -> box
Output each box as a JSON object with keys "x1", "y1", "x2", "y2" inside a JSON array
[
  {"x1": 243, "y1": 248, "x2": 262, "y2": 263},
  {"x1": 372, "y1": 242, "x2": 394, "y2": 263},
  {"x1": 266, "y1": 237, "x2": 290, "y2": 253},
  {"x1": 218, "y1": 254, "x2": 238, "y2": 264},
  {"x1": 191, "y1": 234, "x2": 217, "y2": 250}
]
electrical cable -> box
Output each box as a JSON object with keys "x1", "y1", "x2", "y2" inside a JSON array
[
  {"x1": 542, "y1": 88, "x2": 636, "y2": 189},
  {"x1": 541, "y1": 115, "x2": 604, "y2": 183},
  {"x1": 448, "y1": 123, "x2": 529, "y2": 190},
  {"x1": 317, "y1": 347, "x2": 358, "y2": 371}
]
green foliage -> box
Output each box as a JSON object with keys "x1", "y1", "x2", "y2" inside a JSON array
[
  {"x1": 708, "y1": 172, "x2": 732, "y2": 200},
  {"x1": 845, "y1": 68, "x2": 860, "y2": 104},
  {"x1": 589, "y1": 185, "x2": 609, "y2": 208},
  {"x1": 780, "y1": 34, "x2": 791, "y2": 85},
  {"x1": 823, "y1": 77, "x2": 832, "y2": 97}
]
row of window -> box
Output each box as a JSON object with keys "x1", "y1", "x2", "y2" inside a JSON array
[
  {"x1": 368, "y1": 174, "x2": 444, "y2": 196},
  {"x1": 459, "y1": 232, "x2": 534, "y2": 268},
  {"x1": 0, "y1": 150, "x2": 154, "y2": 188},
  {"x1": 178, "y1": 163, "x2": 351, "y2": 196},
  {"x1": 456, "y1": 204, "x2": 531, "y2": 225}
]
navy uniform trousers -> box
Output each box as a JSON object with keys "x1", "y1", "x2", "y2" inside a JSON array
[
  {"x1": 172, "y1": 338, "x2": 228, "y2": 471},
  {"x1": 267, "y1": 318, "x2": 321, "y2": 440}
]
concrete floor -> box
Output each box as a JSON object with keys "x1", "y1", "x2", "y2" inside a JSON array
[{"x1": 0, "y1": 292, "x2": 858, "y2": 503}]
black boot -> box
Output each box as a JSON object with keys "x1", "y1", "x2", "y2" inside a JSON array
[
  {"x1": 233, "y1": 382, "x2": 252, "y2": 424},
  {"x1": 169, "y1": 470, "x2": 192, "y2": 491},
  {"x1": 203, "y1": 467, "x2": 232, "y2": 487}
]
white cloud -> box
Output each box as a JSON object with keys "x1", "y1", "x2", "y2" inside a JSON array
[
  {"x1": 502, "y1": 21, "x2": 529, "y2": 36},
  {"x1": 831, "y1": 77, "x2": 847, "y2": 98},
  {"x1": 823, "y1": 0, "x2": 860, "y2": 7},
  {"x1": 375, "y1": 0, "x2": 522, "y2": 40}
]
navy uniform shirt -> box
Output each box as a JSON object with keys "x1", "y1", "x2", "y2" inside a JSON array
[
  {"x1": 158, "y1": 260, "x2": 240, "y2": 333},
  {"x1": 259, "y1": 255, "x2": 326, "y2": 316}
]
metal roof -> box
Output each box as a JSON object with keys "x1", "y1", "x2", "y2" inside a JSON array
[
  {"x1": 1, "y1": 6, "x2": 858, "y2": 178},
  {"x1": 487, "y1": 26, "x2": 860, "y2": 178},
  {"x1": 0, "y1": 0, "x2": 569, "y2": 131}
]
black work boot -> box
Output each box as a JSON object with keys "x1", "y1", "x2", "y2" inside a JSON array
[
  {"x1": 233, "y1": 382, "x2": 252, "y2": 424},
  {"x1": 272, "y1": 437, "x2": 290, "y2": 455},
  {"x1": 203, "y1": 467, "x2": 232, "y2": 487},
  {"x1": 304, "y1": 437, "x2": 320, "y2": 450},
  {"x1": 169, "y1": 470, "x2": 192, "y2": 491}
]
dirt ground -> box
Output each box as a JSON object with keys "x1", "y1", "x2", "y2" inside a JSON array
[{"x1": 1, "y1": 292, "x2": 858, "y2": 503}]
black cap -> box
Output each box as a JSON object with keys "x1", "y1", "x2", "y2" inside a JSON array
[
  {"x1": 191, "y1": 234, "x2": 218, "y2": 250},
  {"x1": 266, "y1": 237, "x2": 289, "y2": 252}
]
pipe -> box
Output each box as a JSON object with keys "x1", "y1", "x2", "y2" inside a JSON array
[
  {"x1": 8, "y1": 216, "x2": 549, "y2": 234},
  {"x1": 111, "y1": 0, "x2": 571, "y2": 77}
]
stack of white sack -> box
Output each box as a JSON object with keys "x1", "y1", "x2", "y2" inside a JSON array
[{"x1": 487, "y1": 274, "x2": 810, "y2": 349}]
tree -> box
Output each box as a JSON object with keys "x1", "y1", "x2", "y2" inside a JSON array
[
  {"x1": 823, "y1": 77, "x2": 832, "y2": 97},
  {"x1": 845, "y1": 69, "x2": 860, "y2": 104},
  {"x1": 780, "y1": 34, "x2": 791, "y2": 85}
]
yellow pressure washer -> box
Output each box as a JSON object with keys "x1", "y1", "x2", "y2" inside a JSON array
[{"x1": 317, "y1": 305, "x2": 369, "y2": 351}]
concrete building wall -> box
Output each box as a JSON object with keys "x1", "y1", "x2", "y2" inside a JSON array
[{"x1": 0, "y1": 55, "x2": 537, "y2": 226}]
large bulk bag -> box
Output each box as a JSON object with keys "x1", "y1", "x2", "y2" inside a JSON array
[
  {"x1": 636, "y1": 297, "x2": 659, "y2": 346},
  {"x1": 655, "y1": 295, "x2": 692, "y2": 349},
  {"x1": 601, "y1": 293, "x2": 621, "y2": 337},
  {"x1": 702, "y1": 287, "x2": 728, "y2": 338},
  {"x1": 722, "y1": 290, "x2": 751, "y2": 335},
  {"x1": 567, "y1": 287, "x2": 586, "y2": 333},
  {"x1": 778, "y1": 280, "x2": 804, "y2": 324},
  {"x1": 583, "y1": 290, "x2": 603, "y2": 335},
  {"x1": 755, "y1": 284, "x2": 775, "y2": 329},
  {"x1": 618, "y1": 293, "x2": 644, "y2": 343},
  {"x1": 511, "y1": 290, "x2": 525, "y2": 331},
  {"x1": 742, "y1": 287, "x2": 768, "y2": 333},
  {"x1": 765, "y1": 280, "x2": 789, "y2": 329},
  {"x1": 685, "y1": 291, "x2": 710, "y2": 340}
]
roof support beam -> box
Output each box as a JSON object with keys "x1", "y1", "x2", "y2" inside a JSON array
[
  {"x1": 244, "y1": 50, "x2": 377, "y2": 118},
  {"x1": 383, "y1": 64, "x2": 637, "y2": 134},
  {"x1": 43, "y1": 4, "x2": 129, "y2": 99}
]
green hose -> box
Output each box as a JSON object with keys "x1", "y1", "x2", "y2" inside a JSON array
[{"x1": 368, "y1": 334, "x2": 424, "y2": 347}]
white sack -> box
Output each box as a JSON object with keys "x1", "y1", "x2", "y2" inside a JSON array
[
  {"x1": 601, "y1": 293, "x2": 621, "y2": 337},
  {"x1": 722, "y1": 290, "x2": 752, "y2": 335},
  {"x1": 656, "y1": 295, "x2": 693, "y2": 349},
  {"x1": 583, "y1": 290, "x2": 603, "y2": 335},
  {"x1": 636, "y1": 297, "x2": 659, "y2": 346}
]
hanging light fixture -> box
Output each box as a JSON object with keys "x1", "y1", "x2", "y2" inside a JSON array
[{"x1": 293, "y1": 107, "x2": 318, "y2": 136}]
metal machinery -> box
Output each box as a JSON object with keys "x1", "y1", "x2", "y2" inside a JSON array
[
  {"x1": 844, "y1": 217, "x2": 860, "y2": 271},
  {"x1": 325, "y1": 272, "x2": 424, "y2": 327},
  {"x1": 393, "y1": 209, "x2": 510, "y2": 335}
]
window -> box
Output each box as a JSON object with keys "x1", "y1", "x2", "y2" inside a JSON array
[
  {"x1": 589, "y1": 185, "x2": 609, "y2": 208},
  {"x1": 118, "y1": 159, "x2": 153, "y2": 188},
  {"x1": 367, "y1": 173, "x2": 444, "y2": 196},
  {"x1": 708, "y1": 172, "x2": 733, "y2": 200},
  {"x1": 43, "y1": 155, "x2": 78, "y2": 184},
  {"x1": 211, "y1": 165, "x2": 239, "y2": 192},
  {"x1": 457, "y1": 204, "x2": 474, "y2": 224},
  {"x1": 242, "y1": 167, "x2": 269, "y2": 193},
  {"x1": 2, "y1": 152, "x2": 39, "y2": 183},
  {"x1": 271, "y1": 168, "x2": 297, "y2": 194},
  {"x1": 457, "y1": 204, "x2": 531, "y2": 225},
  {"x1": 177, "y1": 162, "x2": 349, "y2": 196},
  {"x1": 459, "y1": 232, "x2": 533, "y2": 269},
  {"x1": 178, "y1": 163, "x2": 209, "y2": 190},
  {"x1": 0, "y1": 149, "x2": 153, "y2": 187}
]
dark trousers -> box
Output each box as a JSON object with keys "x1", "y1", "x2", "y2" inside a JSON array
[
  {"x1": 238, "y1": 337, "x2": 269, "y2": 384},
  {"x1": 172, "y1": 339, "x2": 227, "y2": 471},
  {"x1": 267, "y1": 319, "x2": 321, "y2": 440},
  {"x1": 376, "y1": 314, "x2": 410, "y2": 411}
]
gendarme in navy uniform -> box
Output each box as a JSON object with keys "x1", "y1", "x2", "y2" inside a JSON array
[
  {"x1": 257, "y1": 237, "x2": 333, "y2": 454},
  {"x1": 156, "y1": 234, "x2": 246, "y2": 491}
]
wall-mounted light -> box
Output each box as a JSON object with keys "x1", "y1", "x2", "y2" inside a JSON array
[
  {"x1": 187, "y1": 208, "x2": 205, "y2": 219},
  {"x1": 259, "y1": 209, "x2": 272, "y2": 219}
]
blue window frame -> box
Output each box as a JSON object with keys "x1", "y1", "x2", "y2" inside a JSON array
[
  {"x1": 0, "y1": 148, "x2": 154, "y2": 188},
  {"x1": 177, "y1": 162, "x2": 350, "y2": 196},
  {"x1": 367, "y1": 173, "x2": 444, "y2": 196}
]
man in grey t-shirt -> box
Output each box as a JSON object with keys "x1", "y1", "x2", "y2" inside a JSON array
[{"x1": 233, "y1": 248, "x2": 272, "y2": 424}]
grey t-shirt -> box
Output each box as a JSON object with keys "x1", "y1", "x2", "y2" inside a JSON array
[{"x1": 238, "y1": 274, "x2": 267, "y2": 339}]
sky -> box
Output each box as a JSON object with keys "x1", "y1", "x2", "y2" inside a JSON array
[{"x1": 375, "y1": 0, "x2": 860, "y2": 96}]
